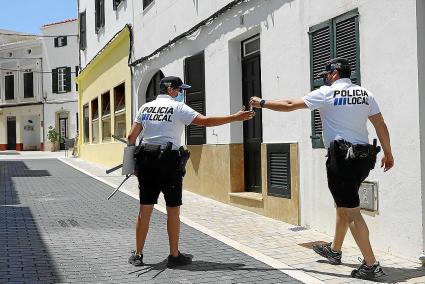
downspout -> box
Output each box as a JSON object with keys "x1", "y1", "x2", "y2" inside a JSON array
[
  {"x1": 126, "y1": 23, "x2": 135, "y2": 132},
  {"x1": 40, "y1": 57, "x2": 45, "y2": 151},
  {"x1": 417, "y1": 0, "x2": 425, "y2": 266}
]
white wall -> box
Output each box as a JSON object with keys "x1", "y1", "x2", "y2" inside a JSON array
[
  {"x1": 40, "y1": 21, "x2": 79, "y2": 147},
  {"x1": 0, "y1": 40, "x2": 44, "y2": 105},
  {"x1": 132, "y1": 0, "x2": 423, "y2": 261},
  {"x1": 41, "y1": 20, "x2": 79, "y2": 102},
  {"x1": 78, "y1": 0, "x2": 134, "y2": 69}
]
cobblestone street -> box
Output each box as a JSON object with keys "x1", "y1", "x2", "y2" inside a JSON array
[{"x1": 0, "y1": 158, "x2": 299, "y2": 283}]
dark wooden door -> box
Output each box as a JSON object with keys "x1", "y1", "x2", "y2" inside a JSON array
[
  {"x1": 7, "y1": 117, "x2": 16, "y2": 150},
  {"x1": 242, "y1": 54, "x2": 262, "y2": 193}
]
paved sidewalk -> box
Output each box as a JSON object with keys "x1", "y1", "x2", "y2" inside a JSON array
[
  {"x1": 58, "y1": 156, "x2": 425, "y2": 284},
  {"x1": 0, "y1": 158, "x2": 298, "y2": 283}
]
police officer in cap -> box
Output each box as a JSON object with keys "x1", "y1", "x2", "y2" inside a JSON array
[
  {"x1": 127, "y1": 76, "x2": 254, "y2": 268},
  {"x1": 250, "y1": 58, "x2": 393, "y2": 280}
]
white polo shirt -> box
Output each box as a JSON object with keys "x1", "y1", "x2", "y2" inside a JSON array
[
  {"x1": 302, "y1": 78, "x2": 381, "y2": 148},
  {"x1": 134, "y1": 94, "x2": 199, "y2": 148}
]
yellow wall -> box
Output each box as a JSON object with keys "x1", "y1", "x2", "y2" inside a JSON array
[
  {"x1": 76, "y1": 28, "x2": 132, "y2": 168},
  {"x1": 184, "y1": 143, "x2": 300, "y2": 225}
]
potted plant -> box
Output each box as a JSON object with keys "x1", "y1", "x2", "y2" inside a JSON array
[{"x1": 47, "y1": 126, "x2": 59, "y2": 151}]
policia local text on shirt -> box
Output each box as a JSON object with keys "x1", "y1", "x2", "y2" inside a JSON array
[
  {"x1": 250, "y1": 58, "x2": 393, "y2": 281},
  {"x1": 127, "y1": 76, "x2": 254, "y2": 268}
]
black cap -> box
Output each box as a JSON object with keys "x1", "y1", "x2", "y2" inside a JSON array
[
  {"x1": 318, "y1": 57, "x2": 351, "y2": 76},
  {"x1": 159, "y1": 76, "x2": 191, "y2": 92}
]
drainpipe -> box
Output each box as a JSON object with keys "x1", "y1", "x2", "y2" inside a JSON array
[{"x1": 40, "y1": 57, "x2": 45, "y2": 151}]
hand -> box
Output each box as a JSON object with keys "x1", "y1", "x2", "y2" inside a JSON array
[
  {"x1": 234, "y1": 105, "x2": 255, "y2": 121},
  {"x1": 249, "y1": 96, "x2": 262, "y2": 109},
  {"x1": 381, "y1": 152, "x2": 394, "y2": 172}
]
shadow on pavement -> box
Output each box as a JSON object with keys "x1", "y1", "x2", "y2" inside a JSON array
[
  {"x1": 130, "y1": 259, "x2": 280, "y2": 279},
  {"x1": 0, "y1": 161, "x2": 61, "y2": 283},
  {"x1": 298, "y1": 260, "x2": 425, "y2": 283}
]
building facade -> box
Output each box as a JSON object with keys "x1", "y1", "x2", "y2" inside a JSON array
[
  {"x1": 77, "y1": 0, "x2": 133, "y2": 167},
  {"x1": 0, "y1": 19, "x2": 79, "y2": 152},
  {"x1": 41, "y1": 19, "x2": 79, "y2": 151},
  {"x1": 0, "y1": 32, "x2": 44, "y2": 151},
  {"x1": 129, "y1": 0, "x2": 425, "y2": 262}
]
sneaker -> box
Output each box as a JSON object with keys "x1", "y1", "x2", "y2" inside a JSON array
[
  {"x1": 167, "y1": 251, "x2": 193, "y2": 268},
  {"x1": 128, "y1": 250, "x2": 144, "y2": 267},
  {"x1": 312, "y1": 242, "x2": 342, "y2": 265},
  {"x1": 351, "y1": 260, "x2": 385, "y2": 280}
]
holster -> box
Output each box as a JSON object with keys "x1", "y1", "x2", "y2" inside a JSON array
[{"x1": 178, "y1": 146, "x2": 190, "y2": 177}]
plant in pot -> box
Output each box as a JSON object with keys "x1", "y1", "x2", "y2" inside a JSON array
[{"x1": 47, "y1": 126, "x2": 59, "y2": 151}]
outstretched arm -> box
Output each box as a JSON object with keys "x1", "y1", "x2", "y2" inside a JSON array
[
  {"x1": 192, "y1": 107, "x2": 254, "y2": 127},
  {"x1": 249, "y1": 96, "x2": 308, "y2": 112},
  {"x1": 369, "y1": 113, "x2": 394, "y2": 172}
]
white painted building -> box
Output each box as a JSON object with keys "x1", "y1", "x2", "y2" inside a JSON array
[
  {"x1": 78, "y1": 0, "x2": 134, "y2": 68},
  {"x1": 0, "y1": 32, "x2": 44, "y2": 151},
  {"x1": 41, "y1": 19, "x2": 79, "y2": 151},
  {"x1": 0, "y1": 20, "x2": 79, "y2": 152},
  {"x1": 130, "y1": 0, "x2": 425, "y2": 263}
]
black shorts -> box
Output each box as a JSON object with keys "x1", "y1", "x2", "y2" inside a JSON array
[
  {"x1": 326, "y1": 155, "x2": 371, "y2": 208},
  {"x1": 136, "y1": 150, "x2": 183, "y2": 207}
]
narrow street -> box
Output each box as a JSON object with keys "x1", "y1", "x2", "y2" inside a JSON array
[{"x1": 0, "y1": 159, "x2": 299, "y2": 283}]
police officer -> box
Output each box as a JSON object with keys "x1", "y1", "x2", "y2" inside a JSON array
[
  {"x1": 127, "y1": 76, "x2": 254, "y2": 268},
  {"x1": 250, "y1": 58, "x2": 394, "y2": 280}
]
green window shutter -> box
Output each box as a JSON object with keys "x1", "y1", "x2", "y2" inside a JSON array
[
  {"x1": 334, "y1": 9, "x2": 360, "y2": 84},
  {"x1": 52, "y1": 68, "x2": 58, "y2": 94},
  {"x1": 309, "y1": 21, "x2": 332, "y2": 149},
  {"x1": 65, "y1": 67, "x2": 72, "y2": 92},
  {"x1": 54, "y1": 37, "x2": 59, "y2": 47},
  {"x1": 308, "y1": 9, "x2": 360, "y2": 149},
  {"x1": 185, "y1": 52, "x2": 206, "y2": 145},
  {"x1": 79, "y1": 12, "x2": 87, "y2": 50}
]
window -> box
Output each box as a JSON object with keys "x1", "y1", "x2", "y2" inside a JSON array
[
  {"x1": 309, "y1": 9, "x2": 360, "y2": 148},
  {"x1": 95, "y1": 0, "x2": 105, "y2": 33},
  {"x1": 5, "y1": 75, "x2": 14, "y2": 100},
  {"x1": 83, "y1": 104, "x2": 89, "y2": 143},
  {"x1": 54, "y1": 36, "x2": 67, "y2": 47},
  {"x1": 184, "y1": 52, "x2": 206, "y2": 145},
  {"x1": 101, "y1": 92, "x2": 111, "y2": 141},
  {"x1": 79, "y1": 11, "x2": 87, "y2": 50},
  {"x1": 92, "y1": 98, "x2": 99, "y2": 143},
  {"x1": 114, "y1": 83, "x2": 126, "y2": 138},
  {"x1": 145, "y1": 70, "x2": 164, "y2": 104},
  {"x1": 143, "y1": 0, "x2": 154, "y2": 10},
  {"x1": 113, "y1": 0, "x2": 124, "y2": 10},
  {"x1": 58, "y1": 68, "x2": 66, "y2": 93},
  {"x1": 52, "y1": 67, "x2": 71, "y2": 93},
  {"x1": 242, "y1": 36, "x2": 260, "y2": 57},
  {"x1": 24, "y1": 72, "x2": 34, "y2": 98}
]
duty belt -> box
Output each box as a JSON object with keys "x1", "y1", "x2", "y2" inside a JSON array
[{"x1": 333, "y1": 139, "x2": 380, "y2": 160}]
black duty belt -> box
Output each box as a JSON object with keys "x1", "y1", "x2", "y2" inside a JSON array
[{"x1": 330, "y1": 139, "x2": 381, "y2": 160}]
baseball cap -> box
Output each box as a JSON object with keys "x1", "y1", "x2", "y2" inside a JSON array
[
  {"x1": 159, "y1": 76, "x2": 191, "y2": 90},
  {"x1": 318, "y1": 57, "x2": 351, "y2": 76}
]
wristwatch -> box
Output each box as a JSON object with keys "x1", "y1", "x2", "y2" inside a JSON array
[{"x1": 259, "y1": 99, "x2": 266, "y2": 108}]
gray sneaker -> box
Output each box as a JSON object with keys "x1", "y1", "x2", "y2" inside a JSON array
[
  {"x1": 167, "y1": 251, "x2": 193, "y2": 268},
  {"x1": 351, "y1": 260, "x2": 385, "y2": 280},
  {"x1": 312, "y1": 242, "x2": 342, "y2": 265},
  {"x1": 128, "y1": 250, "x2": 144, "y2": 267}
]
